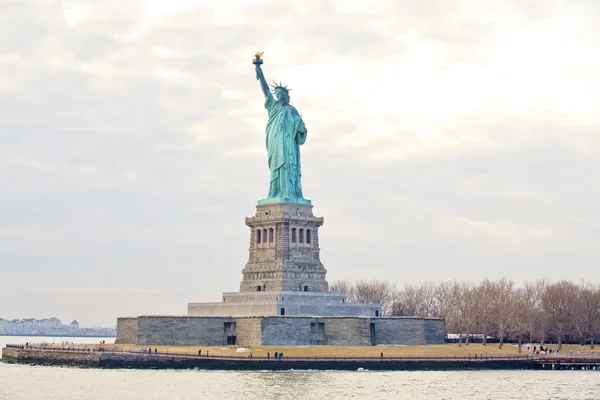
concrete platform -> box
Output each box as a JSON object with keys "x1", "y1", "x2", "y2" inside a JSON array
[{"x1": 188, "y1": 291, "x2": 380, "y2": 317}]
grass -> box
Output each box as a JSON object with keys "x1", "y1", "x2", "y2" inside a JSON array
[
  {"x1": 537, "y1": 344, "x2": 600, "y2": 355},
  {"x1": 101, "y1": 342, "x2": 600, "y2": 357}
]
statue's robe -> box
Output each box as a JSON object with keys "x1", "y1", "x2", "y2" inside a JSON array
[{"x1": 264, "y1": 94, "x2": 307, "y2": 201}]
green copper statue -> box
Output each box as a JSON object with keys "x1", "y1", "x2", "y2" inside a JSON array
[{"x1": 253, "y1": 52, "x2": 310, "y2": 205}]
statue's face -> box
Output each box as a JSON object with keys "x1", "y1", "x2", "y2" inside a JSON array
[{"x1": 275, "y1": 90, "x2": 289, "y2": 104}]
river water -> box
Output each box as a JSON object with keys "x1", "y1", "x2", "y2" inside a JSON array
[{"x1": 1, "y1": 336, "x2": 599, "y2": 400}]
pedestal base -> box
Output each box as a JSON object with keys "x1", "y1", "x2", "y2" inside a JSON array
[
  {"x1": 257, "y1": 197, "x2": 311, "y2": 206},
  {"x1": 188, "y1": 291, "x2": 380, "y2": 317}
]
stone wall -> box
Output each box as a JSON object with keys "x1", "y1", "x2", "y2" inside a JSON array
[
  {"x1": 261, "y1": 317, "x2": 312, "y2": 345},
  {"x1": 260, "y1": 317, "x2": 373, "y2": 346},
  {"x1": 115, "y1": 317, "x2": 138, "y2": 344},
  {"x1": 117, "y1": 315, "x2": 445, "y2": 346},
  {"x1": 1, "y1": 348, "x2": 100, "y2": 366},
  {"x1": 187, "y1": 302, "x2": 278, "y2": 317},
  {"x1": 189, "y1": 291, "x2": 380, "y2": 318},
  {"x1": 257, "y1": 317, "x2": 444, "y2": 346},
  {"x1": 424, "y1": 319, "x2": 446, "y2": 344},
  {"x1": 278, "y1": 302, "x2": 379, "y2": 318},
  {"x1": 235, "y1": 317, "x2": 263, "y2": 346},
  {"x1": 137, "y1": 316, "x2": 231, "y2": 346},
  {"x1": 241, "y1": 203, "x2": 328, "y2": 293},
  {"x1": 374, "y1": 318, "x2": 426, "y2": 345},
  {"x1": 322, "y1": 318, "x2": 372, "y2": 346}
]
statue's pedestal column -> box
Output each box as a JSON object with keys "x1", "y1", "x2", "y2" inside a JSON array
[{"x1": 241, "y1": 202, "x2": 327, "y2": 293}]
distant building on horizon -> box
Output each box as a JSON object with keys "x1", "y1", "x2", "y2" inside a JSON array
[{"x1": 0, "y1": 317, "x2": 115, "y2": 337}]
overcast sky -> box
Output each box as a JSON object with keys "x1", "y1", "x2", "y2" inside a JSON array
[{"x1": 1, "y1": 0, "x2": 599, "y2": 327}]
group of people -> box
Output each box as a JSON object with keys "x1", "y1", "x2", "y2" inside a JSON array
[
  {"x1": 527, "y1": 345, "x2": 585, "y2": 357},
  {"x1": 194, "y1": 349, "x2": 284, "y2": 359},
  {"x1": 14, "y1": 342, "x2": 98, "y2": 352},
  {"x1": 17, "y1": 341, "x2": 80, "y2": 350},
  {"x1": 267, "y1": 352, "x2": 284, "y2": 360},
  {"x1": 12, "y1": 342, "x2": 34, "y2": 349},
  {"x1": 527, "y1": 344, "x2": 559, "y2": 356}
]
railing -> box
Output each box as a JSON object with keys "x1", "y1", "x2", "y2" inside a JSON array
[
  {"x1": 5, "y1": 344, "x2": 542, "y2": 361},
  {"x1": 6, "y1": 344, "x2": 96, "y2": 352}
]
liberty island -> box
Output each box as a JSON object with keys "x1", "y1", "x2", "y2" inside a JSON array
[
  {"x1": 108, "y1": 53, "x2": 444, "y2": 347},
  {"x1": 3, "y1": 56, "x2": 599, "y2": 374}
]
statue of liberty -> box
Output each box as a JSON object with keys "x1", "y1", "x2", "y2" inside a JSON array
[{"x1": 253, "y1": 52, "x2": 310, "y2": 205}]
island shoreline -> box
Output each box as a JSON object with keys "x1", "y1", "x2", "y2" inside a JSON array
[{"x1": 5, "y1": 347, "x2": 598, "y2": 371}]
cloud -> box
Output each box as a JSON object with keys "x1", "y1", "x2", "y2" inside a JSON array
[
  {"x1": 0, "y1": 0, "x2": 599, "y2": 325},
  {"x1": 447, "y1": 216, "x2": 554, "y2": 243},
  {"x1": 0, "y1": 285, "x2": 163, "y2": 297}
]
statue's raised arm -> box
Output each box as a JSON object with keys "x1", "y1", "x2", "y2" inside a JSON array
[{"x1": 253, "y1": 52, "x2": 272, "y2": 100}]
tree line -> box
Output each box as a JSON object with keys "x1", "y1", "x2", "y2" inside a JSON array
[{"x1": 330, "y1": 278, "x2": 600, "y2": 351}]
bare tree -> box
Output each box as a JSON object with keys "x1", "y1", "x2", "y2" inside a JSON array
[
  {"x1": 334, "y1": 277, "x2": 600, "y2": 349},
  {"x1": 330, "y1": 280, "x2": 355, "y2": 298},
  {"x1": 541, "y1": 281, "x2": 579, "y2": 350},
  {"x1": 432, "y1": 281, "x2": 454, "y2": 321},
  {"x1": 447, "y1": 281, "x2": 476, "y2": 347},
  {"x1": 491, "y1": 278, "x2": 515, "y2": 349},
  {"x1": 473, "y1": 279, "x2": 495, "y2": 346},
  {"x1": 509, "y1": 288, "x2": 530, "y2": 352},
  {"x1": 354, "y1": 280, "x2": 396, "y2": 316},
  {"x1": 574, "y1": 281, "x2": 588, "y2": 346},
  {"x1": 331, "y1": 279, "x2": 396, "y2": 316},
  {"x1": 522, "y1": 281, "x2": 539, "y2": 342},
  {"x1": 578, "y1": 283, "x2": 600, "y2": 349},
  {"x1": 419, "y1": 282, "x2": 439, "y2": 318},
  {"x1": 393, "y1": 284, "x2": 422, "y2": 317},
  {"x1": 523, "y1": 279, "x2": 547, "y2": 344}
]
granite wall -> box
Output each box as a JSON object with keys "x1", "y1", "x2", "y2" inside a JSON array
[
  {"x1": 261, "y1": 317, "x2": 312, "y2": 346},
  {"x1": 136, "y1": 316, "x2": 232, "y2": 346},
  {"x1": 277, "y1": 301, "x2": 380, "y2": 318},
  {"x1": 424, "y1": 318, "x2": 446, "y2": 344},
  {"x1": 321, "y1": 318, "x2": 372, "y2": 346},
  {"x1": 234, "y1": 318, "x2": 263, "y2": 346},
  {"x1": 374, "y1": 318, "x2": 426, "y2": 345},
  {"x1": 117, "y1": 315, "x2": 445, "y2": 346},
  {"x1": 1, "y1": 348, "x2": 100, "y2": 366},
  {"x1": 115, "y1": 317, "x2": 138, "y2": 344}
]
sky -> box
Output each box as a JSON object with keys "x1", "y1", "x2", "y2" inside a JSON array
[{"x1": 0, "y1": 0, "x2": 599, "y2": 327}]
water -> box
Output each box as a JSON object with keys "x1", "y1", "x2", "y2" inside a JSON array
[{"x1": 1, "y1": 336, "x2": 599, "y2": 400}]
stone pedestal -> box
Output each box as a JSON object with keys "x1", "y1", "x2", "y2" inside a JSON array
[
  {"x1": 240, "y1": 203, "x2": 328, "y2": 293},
  {"x1": 187, "y1": 202, "x2": 381, "y2": 318}
]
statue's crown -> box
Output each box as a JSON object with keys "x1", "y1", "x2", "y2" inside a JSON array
[{"x1": 269, "y1": 81, "x2": 291, "y2": 94}]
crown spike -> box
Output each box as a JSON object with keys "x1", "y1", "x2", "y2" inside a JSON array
[{"x1": 269, "y1": 81, "x2": 292, "y2": 94}]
